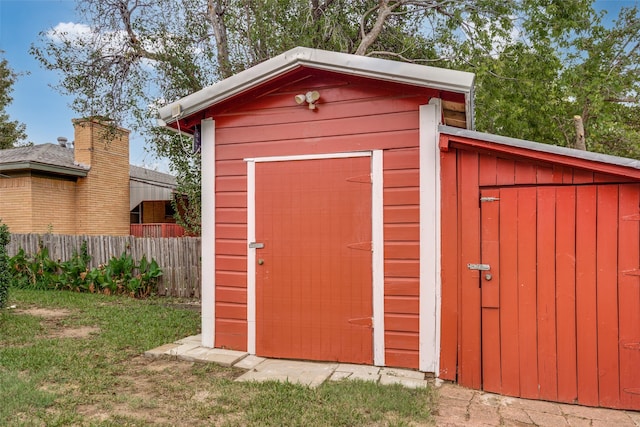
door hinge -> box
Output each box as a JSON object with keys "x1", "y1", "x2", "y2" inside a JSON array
[
  {"x1": 348, "y1": 317, "x2": 373, "y2": 327},
  {"x1": 480, "y1": 197, "x2": 500, "y2": 202}
]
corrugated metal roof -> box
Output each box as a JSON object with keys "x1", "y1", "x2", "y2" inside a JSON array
[
  {"x1": 158, "y1": 46, "x2": 476, "y2": 128},
  {"x1": 130, "y1": 165, "x2": 176, "y2": 188},
  {"x1": 440, "y1": 125, "x2": 640, "y2": 172}
]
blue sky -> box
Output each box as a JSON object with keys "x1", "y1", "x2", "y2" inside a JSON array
[
  {"x1": 0, "y1": 0, "x2": 638, "y2": 173},
  {"x1": 0, "y1": 0, "x2": 167, "y2": 171}
]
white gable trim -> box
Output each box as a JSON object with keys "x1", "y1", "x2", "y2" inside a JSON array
[{"x1": 159, "y1": 47, "x2": 474, "y2": 127}]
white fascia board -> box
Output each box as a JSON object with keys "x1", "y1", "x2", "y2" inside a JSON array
[{"x1": 159, "y1": 47, "x2": 475, "y2": 125}]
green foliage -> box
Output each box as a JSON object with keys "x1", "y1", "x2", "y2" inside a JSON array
[
  {"x1": 9, "y1": 242, "x2": 162, "y2": 298},
  {"x1": 9, "y1": 245, "x2": 60, "y2": 290},
  {"x1": 0, "y1": 52, "x2": 28, "y2": 148},
  {"x1": 57, "y1": 241, "x2": 91, "y2": 292},
  {"x1": 466, "y1": 4, "x2": 640, "y2": 156},
  {"x1": 0, "y1": 221, "x2": 11, "y2": 309}
]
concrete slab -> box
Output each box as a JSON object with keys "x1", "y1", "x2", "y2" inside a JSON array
[
  {"x1": 627, "y1": 411, "x2": 640, "y2": 427},
  {"x1": 144, "y1": 343, "x2": 180, "y2": 358},
  {"x1": 235, "y1": 359, "x2": 338, "y2": 388},
  {"x1": 168, "y1": 343, "x2": 201, "y2": 356},
  {"x1": 180, "y1": 347, "x2": 248, "y2": 366},
  {"x1": 332, "y1": 363, "x2": 381, "y2": 382},
  {"x1": 234, "y1": 355, "x2": 266, "y2": 370},
  {"x1": 329, "y1": 371, "x2": 353, "y2": 381},
  {"x1": 175, "y1": 334, "x2": 201, "y2": 345},
  {"x1": 379, "y1": 374, "x2": 429, "y2": 389},
  {"x1": 380, "y1": 367, "x2": 425, "y2": 380}
]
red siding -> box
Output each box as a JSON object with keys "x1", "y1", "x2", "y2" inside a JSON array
[
  {"x1": 439, "y1": 135, "x2": 640, "y2": 410},
  {"x1": 212, "y1": 71, "x2": 435, "y2": 366},
  {"x1": 383, "y1": 148, "x2": 420, "y2": 368}
]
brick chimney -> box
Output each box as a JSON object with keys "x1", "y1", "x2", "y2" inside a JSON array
[{"x1": 74, "y1": 118, "x2": 130, "y2": 235}]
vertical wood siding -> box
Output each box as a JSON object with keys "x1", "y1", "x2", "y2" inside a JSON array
[
  {"x1": 211, "y1": 70, "x2": 438, "y2": 365},
  {"x1": 439, "y1": 142, "x2": 640, "y2": 410}
]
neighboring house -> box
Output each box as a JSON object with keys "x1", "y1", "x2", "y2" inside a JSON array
[
  {"x1": 0, "y1": 118, "x2": 180, "y2": 236},
  {"x1": 159, "y1": 47, "x2": 640, "y2": 410}
]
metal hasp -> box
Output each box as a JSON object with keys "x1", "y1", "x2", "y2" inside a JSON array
[
  {"x1": 467, "y1": 263, "x2": 491, "y2": 271},
  {"x1": 249, "y1": 242, "x2": 264, "y2": 249},
  {"x1": 480, "y1": 197, "x2": 500, "y2": 202}
]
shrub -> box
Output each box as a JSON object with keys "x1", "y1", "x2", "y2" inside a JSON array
[
  {"x1": 9, "y1": 244, "x2": 60, "y2": 290},
  {"x1": 8, "y1": 242, "x2": 162, "y2": 299},
  {"x1": 58, "y1": 241, "x2": 91, "y2": 292},
  {"x1": 0, "y1": 222, "x2": 10, "y2": 308}
]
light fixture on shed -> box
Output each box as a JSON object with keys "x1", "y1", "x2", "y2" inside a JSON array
[{"x1": 295, "y1": 91, "x2": 320, "y2": 110}]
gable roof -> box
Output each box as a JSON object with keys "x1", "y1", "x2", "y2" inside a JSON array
[
  {"x1": 0, "y1": 143, "x2": 89, "y2": 177},
  {"x1": 158, "y1": 46, "x2": 476, "y2": 129}
]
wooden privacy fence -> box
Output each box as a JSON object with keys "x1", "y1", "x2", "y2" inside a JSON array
[
  {"x1": 7, "y1": 234, "x2": 201, "y2": 298},
  {"x1": 130, "y1": 223, "x2": 186, "y2": 238}
]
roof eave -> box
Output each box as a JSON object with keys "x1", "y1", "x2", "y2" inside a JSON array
[
  {"x1": 158, "y1": 47, "x2": 475, "y2": 126},
  {"x1": 0, "y1": 161, "x2": 89, "y2": 177},
  {"x1": 129, "y1": 176, "x2": 177, "y2": 189},
  {"x1": 439, "y1": 125, "x2": 640, "y2": 179}
]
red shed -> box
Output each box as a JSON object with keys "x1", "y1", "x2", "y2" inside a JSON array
[
  {"x1": 438, "y1": 128, "x2": 640, "y2": 410},
  {"x1": 159, "y1": 47, "x2": 640, "y2": 410}
]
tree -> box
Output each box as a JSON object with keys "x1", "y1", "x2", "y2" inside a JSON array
[
  {"x1": 31, "y1": 0, "x2": 640, "y2": 232},
  {"x1": 0, "y1": 53, "x2": 28, "y2": 148},
  {"x1": 464, "y1": 4, "x2": 640, "y2": 158}
]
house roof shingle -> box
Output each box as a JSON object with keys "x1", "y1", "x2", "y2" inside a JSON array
[
  {"x1": 0, "y1": 143, "x2": 89, "y2": 176},
  {"x1": 0, "y1": 143, "x2": 176, "y2": 186}
]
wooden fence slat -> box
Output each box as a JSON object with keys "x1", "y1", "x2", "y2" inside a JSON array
[{"x1": 6, "y1": 234, "x2": 201, "y2": 298}]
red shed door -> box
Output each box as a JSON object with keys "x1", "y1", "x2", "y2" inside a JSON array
[
  {"x1": 480, "y1": 184, "x2": 640, "y2": 410},
  {"x1": 255, "y1": 156, "x2": 373, "y2": 364}
]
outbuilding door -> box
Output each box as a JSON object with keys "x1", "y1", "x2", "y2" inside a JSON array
[
  {"x1": 479, "y1": 184, "x2": 640, "y2": 409},
  {"x1": 254, "y1": 156, "x2": 373, "y2": 364}
]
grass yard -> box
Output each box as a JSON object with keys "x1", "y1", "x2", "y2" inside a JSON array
[{"x1": 0, "y1": 289, "x2": 435, "y2": 426}]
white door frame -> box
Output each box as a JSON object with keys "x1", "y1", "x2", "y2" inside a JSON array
[{"x1": 244, "y1": 151, "x2": 385, "y2": 366}]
